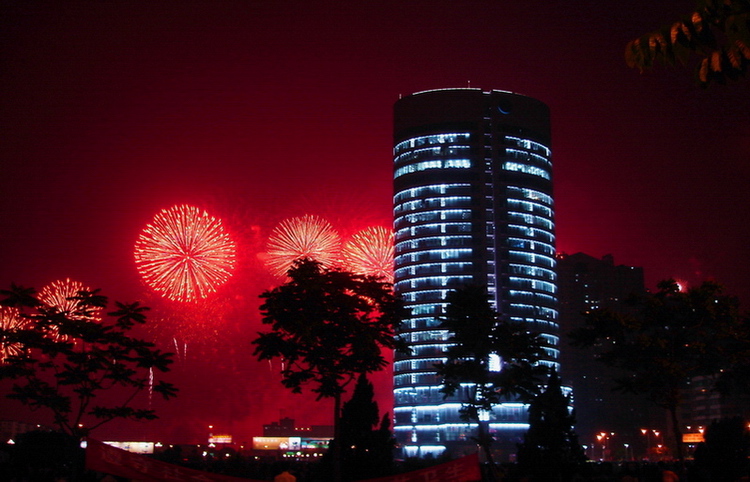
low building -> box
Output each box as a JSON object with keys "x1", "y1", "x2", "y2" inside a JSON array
[{"x1": 254, "y1": 418, "x2": 333, "y2": 459}]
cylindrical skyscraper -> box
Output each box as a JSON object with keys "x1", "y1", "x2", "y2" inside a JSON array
[{"x1": 392, "y1": 88, "x2": 559, "y2": 458}]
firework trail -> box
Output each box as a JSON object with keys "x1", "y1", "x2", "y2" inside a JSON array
[
  {"x1": 264, "y1": 214, "x2": 341, "y2": 277},
  {"x1": 173, "y1": 337, "x2": 188, "y2": 363},
  {"x1": 0, "y1": 307, "x2": 28, "y2": 362},
  {"x1": 341, "y1": 226, "x2": 394, "y2": 283},
  {"x1": 134, "y1": 205, "x2": 236, "y2": 303},
  {"x1": 149, "y1": 366, "x2": 154, "y2": 409}
]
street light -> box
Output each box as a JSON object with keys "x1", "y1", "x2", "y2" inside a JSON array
[
  {"x1": 596, "y1": 432, "x2": 612, "y2": 461},
  {"x1": 641, "y1": 428, "x2": 651, "y2": 460}
]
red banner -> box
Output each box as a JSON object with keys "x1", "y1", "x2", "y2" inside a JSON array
[
  {"x1": 85, "y1": 439, "x2": 265, "y2": 482},
  {"x1": 358, "y1": 453, "x2": 482, "y2": 482}
]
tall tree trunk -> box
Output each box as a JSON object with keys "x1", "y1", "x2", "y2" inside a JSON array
[
  {"x1": 476, "y1": 419, "x2": 501, "y2": 480},
  {"x1": 668, "y1": 404, "x2": 684, "y2": 464},
  {"x1": 333, "y1": 391, "x2": 342, "y2": 482}
]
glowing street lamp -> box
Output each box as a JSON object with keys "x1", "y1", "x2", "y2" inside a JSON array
[
  {"x1": 596, "y1": 432, "x2": 612, "y2": 461},
  {"x1": 641, "y1": 428, "x2": 662, "y2": 460}
]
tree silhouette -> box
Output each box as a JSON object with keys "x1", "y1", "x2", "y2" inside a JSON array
[
  {"x1": 434, "y1": 285, "x2": 548, "y2": 472},
  {"x1": 693, "y1": 416, "x2": 750, "y2": 481},
  {"x1": 252, "y1": 259, "x2": 405, "y2": 482},
  {"x1": 0, "y1": 284, "x2": 177, "y2": 439},
  {"x1": 625, "y1": 0, "x2": 750, "y2": 86},
  {"x1": 517, "y1": 369, "x2": 586, "y2": 481},
  {"x1": 322, "y1": 373, "x2": 396, "y2": 481},
  {"x1": 570, "y1": 279, "x2": 749, "y2": 463}
]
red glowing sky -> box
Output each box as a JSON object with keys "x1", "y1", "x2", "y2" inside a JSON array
[{"x1": 2, "y1": 2, "x2": 749, "y2": 442}]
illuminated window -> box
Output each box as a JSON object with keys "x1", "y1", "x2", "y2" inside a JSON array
[
  {"x1": 508, "y1": 186, "x2": 553, "y2": 206},
  {"x1": 507, "y1": 225, "x2": 555, "y2": 244},
  {"x1": 395, "y1": 159, "x2": 471, "y2": 178},
  {"x1": 394, "y1": 183, "x2": 472, "y2": 204},
  {"x1": 394, "y1": 146, "x2": 472, "y2": 166},
  {"x1": 394, "y1": 133, "x2": 472, "y2": 155},
  {"x1": 509, "y1": 277, "x2": 557, "y2": 293},
  {"x1": 502, "y1": 162, "x2": 550, "y2": 180},
  {"x1": 508, "y1": 251, "x2": 556, "y2": 268},
  {"x1": 504, "y1": 136, "x2": 551, "y2": 157},
  {"x1": 507, "y1": 199, "x2": 553, "y2": 217},
  {"x1": 506, "y1": 148, "x2": 551, "y2": 166},
  {"x1": 489, "y1": 354, "x2": 501, "y2": 372},
  {"x1": 507, "y1": 212, "x2": 554, "y2": 231}
]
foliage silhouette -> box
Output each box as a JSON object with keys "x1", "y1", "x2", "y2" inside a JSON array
[
  {"x1": 693, "y1": 416, "x2": 750, "y2": 481},
  {"x1": 434, "y1": 285, "x2": 548, "y2": 472},
  {"x1": 0, "y1": 284, "x2": 177, "y2": 439},
  {"x1": 253, "y1": 258, "x2": 405, "y2": 482},
  {"x1": 570, "y1": 279, "x2": 749, "y2": 463},
  {"x1": 625, "y1": 0, "x2": 750, "y2": 86},
  {"x1": 9, "y1": 430, "x2": 83, "y2": 480},
  {"x1": 517, "y1": 369, "x2": 587, "y2": 481},
  {"x1": 319, "y1": 373, "x2": 396, "y2": 481}
]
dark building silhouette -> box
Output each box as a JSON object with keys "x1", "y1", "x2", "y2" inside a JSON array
[
  {"x1": 682, "y1": 375, "x2": 750, "y2": 440},
  {"x1": 262, "y1": 417, "x2": 333, "y2": 439},
  {"x1": 392, "y1": 88, "x2": 558, "y2": 458},
  {"x1": 556, "y1": 252, "x2": 659, "y2": 458}
]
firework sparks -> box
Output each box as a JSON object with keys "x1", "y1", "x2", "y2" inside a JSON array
[
  {"x1": 341, "y1": 226, "x2": 394, "y2": 283},
  {"x1": 0, "y1": 306, "x2": 28, "y2": 362},
  {"x1": 264, "y1": 214, "x2": 341, "y2": 277},
  {"x1": 38, "y1": 278, "x2": 100, "y2": 340},
  {"x1": 134, "y1": 205, "x2": 237, "y2": 303}
]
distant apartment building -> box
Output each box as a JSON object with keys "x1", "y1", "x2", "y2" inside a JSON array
[{"x1": 556, "y1": 252, "x2": 660, "y2": 453}]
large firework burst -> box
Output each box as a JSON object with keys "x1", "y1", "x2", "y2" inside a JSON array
[
  {"x1": 0, "y1": 306, "x2": 28, "y2": 362},
  {"x1": 264, "y1": 214, "x2": 341, "y2": 277},
  {"x1": 134, "y1": 205, "x2": 237, "y2": 303},
  {"x1": 341, "y1": 226, "x2": 394, "y2": 283},
  {"x1": 38, "y1": 278, "x2": 100, "y2": 340}
]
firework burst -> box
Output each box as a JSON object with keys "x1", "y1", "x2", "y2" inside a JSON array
[
  {"x1": 0, "y1": 306, "x2": 28, "y2": 362},
  {"x1": 264, "y1": 214, "x2": 341, "y2": 277},
  {"x1": 341, "y1": 226, "x2": 394, "y2": 283},
  {"x1": 134, "y1": 205, "x2": 237, "y2": 303},
  {"x1": 38, "y1": 278, "x2": 100, "y2": 340}
]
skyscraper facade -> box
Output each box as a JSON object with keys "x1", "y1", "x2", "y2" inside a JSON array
[{"x1": 392, "y1": 88, "x2": 559, "y2": 457}]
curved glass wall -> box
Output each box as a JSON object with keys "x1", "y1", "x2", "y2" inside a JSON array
[{"x1": 393, "y1": 89, "x2": 558, "y2": 457}]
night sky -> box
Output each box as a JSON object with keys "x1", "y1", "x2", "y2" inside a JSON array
[{"x1": 2, "y1": 1, "x2": 749, "y2": 443}]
